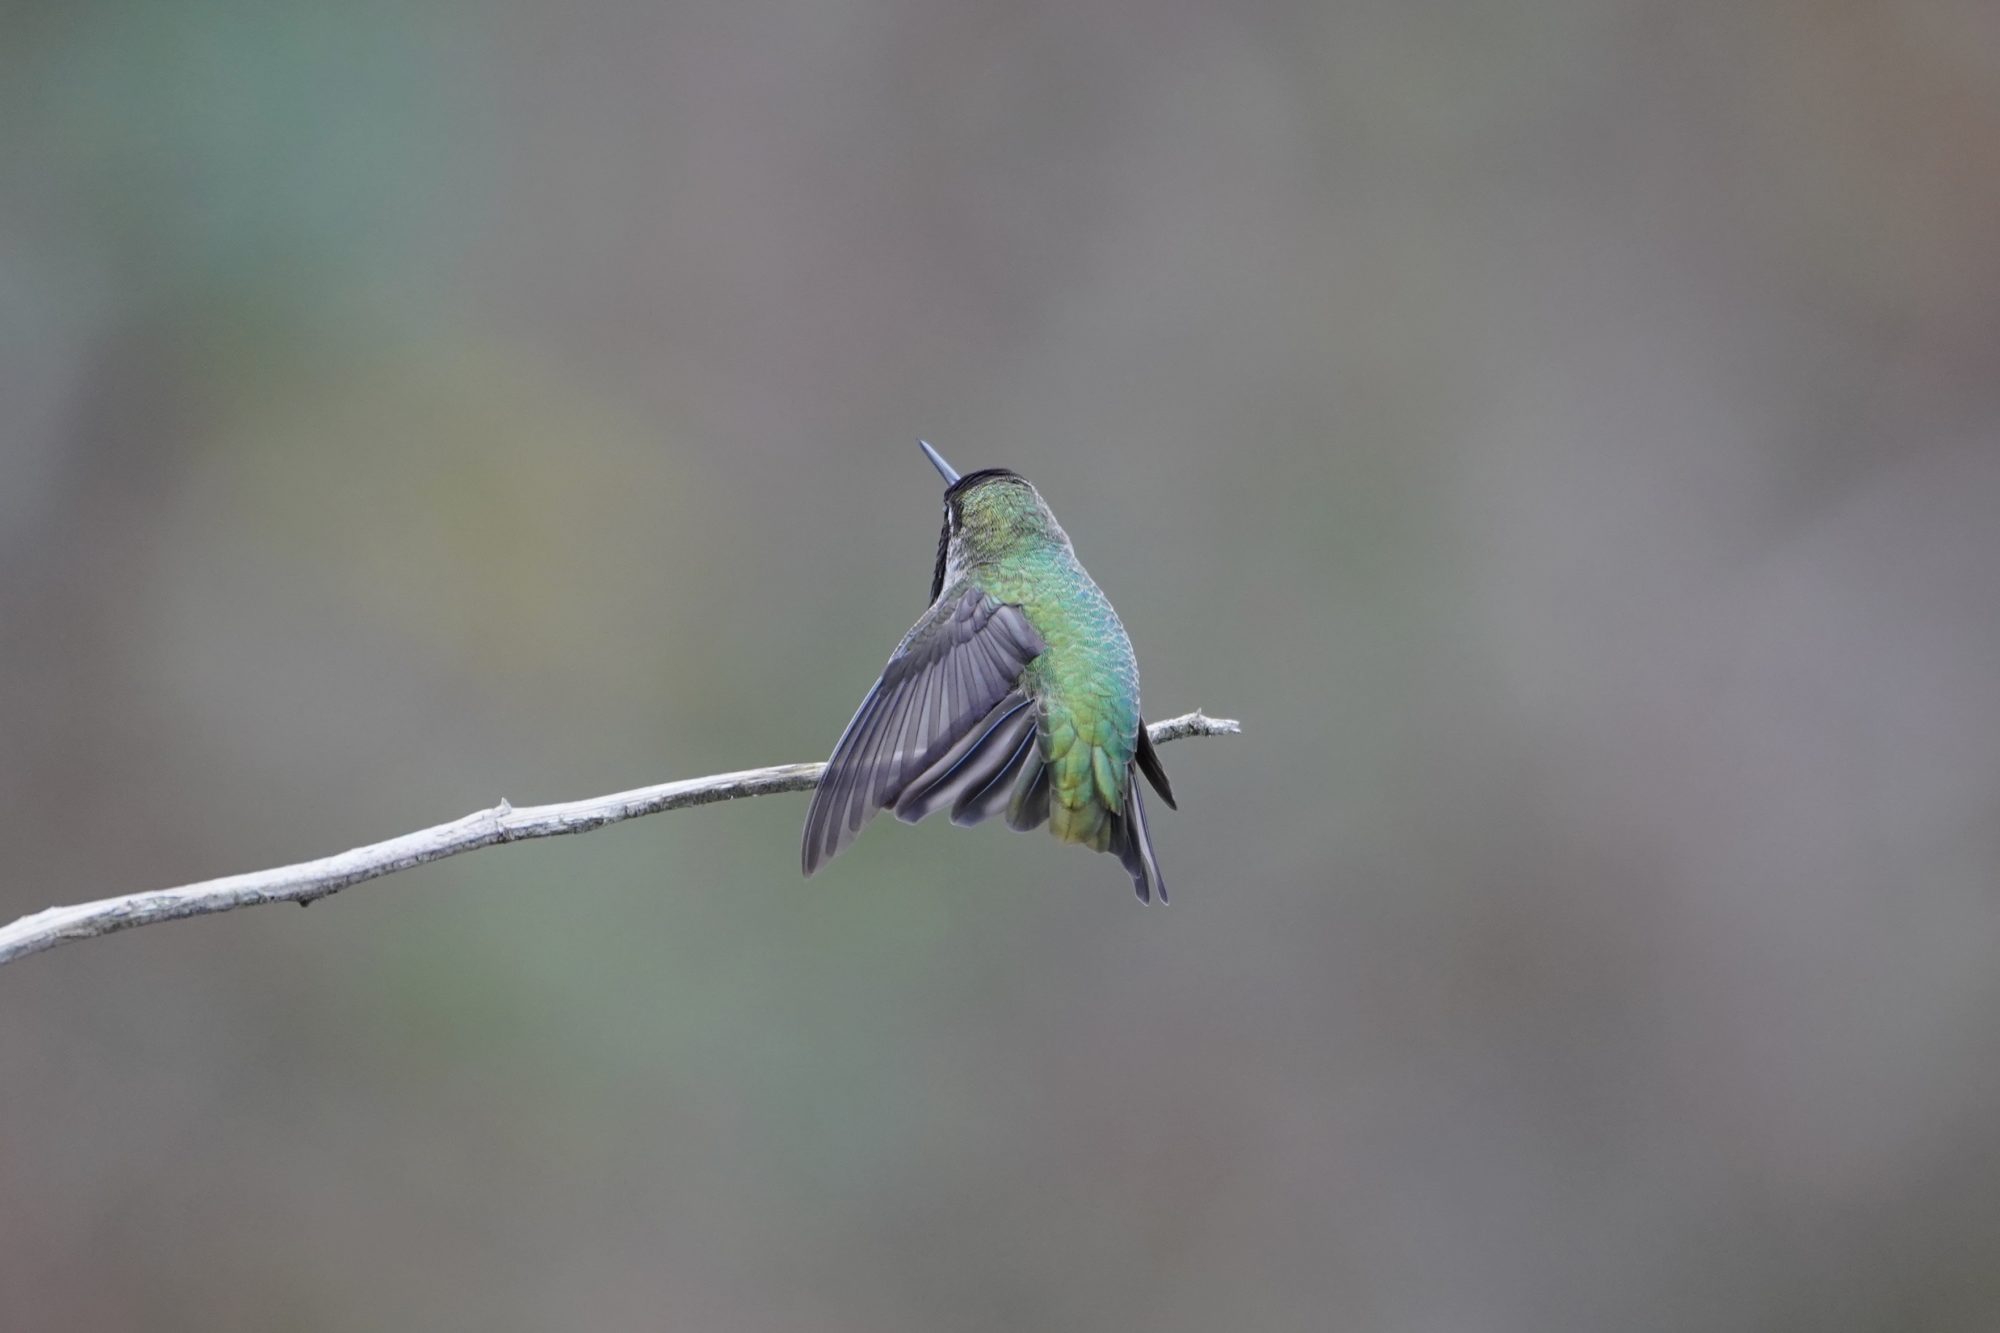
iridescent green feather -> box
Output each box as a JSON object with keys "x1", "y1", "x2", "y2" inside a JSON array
[
  {"x1": 803, "y1": 452, "x2": 1171, "y2": 901},
  {"x1": 953, "y1": 492, "x2": 1143, "y2": 854}
]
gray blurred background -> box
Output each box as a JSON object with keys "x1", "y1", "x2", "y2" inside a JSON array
[{"x1": 5, "y1": 2, "x2": 2000, "y2": 1329}]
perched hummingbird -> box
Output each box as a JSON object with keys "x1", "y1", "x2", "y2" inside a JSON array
[{"x1": 802, "y1": 441, "x2": 1176, "y2": 901}]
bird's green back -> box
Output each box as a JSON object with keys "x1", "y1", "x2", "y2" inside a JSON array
[{"x1": 949, "y1": 482, "x2": 1142, "y2": 851}]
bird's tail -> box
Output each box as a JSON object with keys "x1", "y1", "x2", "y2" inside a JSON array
[{"x1": 1109, "y1": 776, "x2": 1167, "y2": 903}]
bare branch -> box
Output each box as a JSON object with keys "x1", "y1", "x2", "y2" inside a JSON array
[{"x1": 0, "y1": 711, "x2": 1240, "y2": 969}]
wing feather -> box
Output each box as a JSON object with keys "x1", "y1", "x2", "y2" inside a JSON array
[
  {"x1": 802, "y1": 586, "x2": 1045, "y2": 875},
  {"x1": 1006, "y1": 750, "x2": 1052, "y2": 832},
  {"x1": 815, "y1": 674, "x2": 903, "y2": 858},
  {"x1": 802, "y1": 674, "x2": 883, "y2": 864},
  {"x1": 949, "y1": 719, "x2": 1042, "y2": 826},
  {"x1": 892, "y1": 696, "x2": 1036, "y2": 824}
]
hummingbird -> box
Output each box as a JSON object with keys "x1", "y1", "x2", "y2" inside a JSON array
[{"x1": 801, "y1": 440, "x2": 1176, "y2": 901}]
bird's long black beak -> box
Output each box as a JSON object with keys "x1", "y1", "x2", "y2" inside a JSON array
[{"x1": 918, "y1": 439, "x2": 960, "y2": 488}]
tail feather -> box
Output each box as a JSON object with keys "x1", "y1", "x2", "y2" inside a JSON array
[
  {"x1": 1111, "y1": 774, "x2": 1167, "y2": 903},
  {"x1": 1135, "y1": 723, "x2": 1177, "y2": 809}
]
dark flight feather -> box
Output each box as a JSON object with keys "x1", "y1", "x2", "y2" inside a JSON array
[
  {"x1": 950, "y1": 717, "x2": 1043, "y2": 826},
  {"x1": 893, "y1": 694, "x2": 1036, "y2": 824},
  {"x1": 1111, "y1": 780, "x2": 1167, "y2": 903},
  {"x1": 1006, "y1": 754, "x2": 1051, "y2": 832},
  {"x1": 802, "y1": 586, "x2": 1045, "y2": 875},
  {"x1": 1134, "y1": 723, "x2": 1176, "y2": 809}
]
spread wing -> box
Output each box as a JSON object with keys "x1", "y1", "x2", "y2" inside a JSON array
[{"x1": 802, "y1": 585, "x2": 1045, "y2": 875}]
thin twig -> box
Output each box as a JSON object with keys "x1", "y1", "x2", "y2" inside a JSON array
[{"x1": 0, "y1": 711, "x2": 1240, "y2": 968}]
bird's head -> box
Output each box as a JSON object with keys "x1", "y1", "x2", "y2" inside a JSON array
[{"x1": 920, "y1": 441, "x2": 1066, "y2": 601}]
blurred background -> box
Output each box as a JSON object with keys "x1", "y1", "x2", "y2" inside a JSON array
[{"x1": 5, "y1": 1, "x2": 2000, "y2": 1328}]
